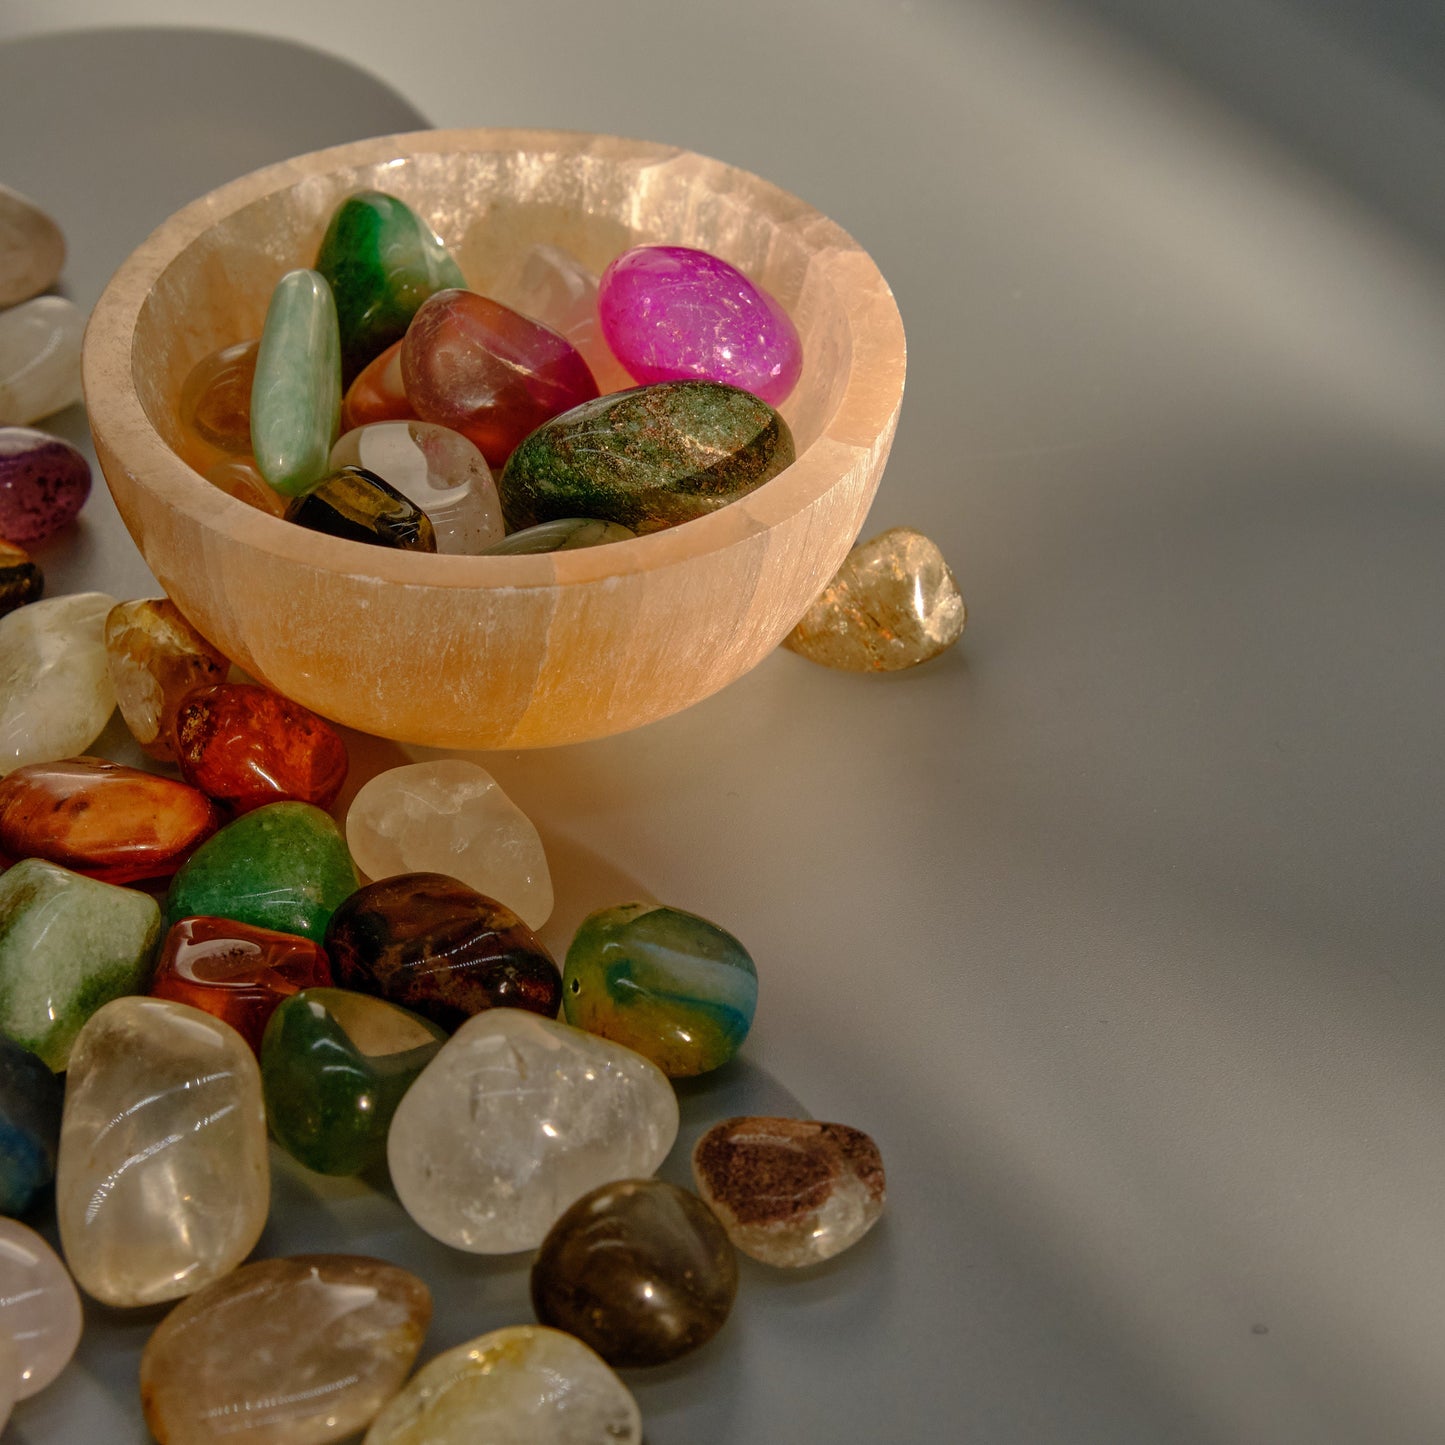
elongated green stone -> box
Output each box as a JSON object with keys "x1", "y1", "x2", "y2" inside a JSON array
[
  {"x1": 498, "y1": 381, "x2": 794, "y2": 533},
  {"x1": 261, "y1": 987, "x2": 445, "y2": 1175},
  {"x1": 165, "y1": 801, "x2": 359, "y2": 939},
  {"x1": 0, "y1": 859, "x2": 161, "y2": 1070},
  {"x1": 250, "y1": 269, "x2": 341, "y2": 497},
  {"x1": 315, "y1": 191, "x2": 465, "y2": 384}
]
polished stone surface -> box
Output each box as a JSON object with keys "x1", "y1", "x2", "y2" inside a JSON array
[
  {"x1": 0, "y1": 537, "x2": 41, "y2": 618},
  {"x1": 0, "y1": 183, "x2": 65, "y2": 308},
  {"x1": 481, "y1": 516, "x2": 635, "y2": 555},
  {"x1": 0, "y1": 297, "x2": 83, "y2": 425},
  {"x1": 0, "y1": 426, "x2": 90, "y2": 544},
  {"x1": 203, "y1": 455, "x2": 289, "y2": 516},
  {"x1": 387, "y1": 1010, "x2": 678, "y2": 1253},
  {"x1": 0, "y1": 1217, "x2": 82, "y2": 1398},
  {"x1": 285, "y1": 465, "x2": 437, "y2": 552},
  {"x1": 180, "y1": 338, "x2": 258, "y2": 456},
  {"x1": 0, "y1": 1034, "x2": 62, "y2": 1217},
  {"x1": 341, "y1": 340, "x2": 412, "y2": 431}
]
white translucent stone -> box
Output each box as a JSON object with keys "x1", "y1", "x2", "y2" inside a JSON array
[
  {"x1": 0, "y1": 1333, "x2": 16, "y2": 1432},
  {"x1": 0, "y1": 1218, "x2": 83, "y2": 1398},
  {"x1": 0, "y1": 592, "x2": 117, "y2": 775},
  {"x1": 387, "y1": 1012, "x2": 678, "y2": 1254},
  {"x1": 330, "y1": 421, "x2": 504, "y2": 554},
  {"x1": 0, "y1": 184, "x2": 66, "y2": 308},
  {"x1": 364, "y1": 1325, "x2": 641, "y2": 1445},
  {"x1": 346, "y1": 759, "x2": 553, "y2": 929},
  {"x1": 0, "y1": 296, "x2": 84, "y2": 424},
  {"x1": 57, "y1": 997, "x2": 270, "y2": 1308}
]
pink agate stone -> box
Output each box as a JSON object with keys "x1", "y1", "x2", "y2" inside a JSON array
[{"x1": 598, "y1": 246, "x2": 802, "y2": 406}]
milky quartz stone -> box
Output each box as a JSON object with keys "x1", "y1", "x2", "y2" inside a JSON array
[
  {"x1": 57, "y1": 997, "x2": 270, "y2": 1307},
  {"x1": 346, "y1": 760, "x2": 552, "y2": 929},
  {"x1": 0, "y1": 296, "x2": 84, "y2": 425},
  {"x1": 0, "y1": 185, "x2": 66, "y2": 308},
  {"x1": 0, "y1": 591, "x2": 116, "y2": 775},
  {"x1": 0, "y1": 1218, "x2": 83, "y2": 1397},
  {"x1": 363, "y1": 1325, "x2": 640, "y2": 1445},
  {"x1": 330, "y1": 422, "x2": 503, "y2": 554},
  {"x1": 140, "y1": 1254, "x2": 431, "y2": 1445},
  {"x1": 387, "y1": 1011, "x2": 678, "y2": 1254}
]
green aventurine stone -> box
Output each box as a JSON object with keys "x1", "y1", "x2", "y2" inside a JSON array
[
  {"x1": 498, "y1": 381, "x2": 795, "y2": 534},
  {"x1": 165, "y1": 802, "x2": 359, "y2": 940},
  {"x1": 250, "y1": 269, "x2": 342, "y2": 497},
  {"x1": 0, "y1": 859, "x2": 161, "y2": 1070},
  {"x1": 261, "y1": 987, "x2": 446, "y2": 1175},
  {"x1": 314, "y1": 191, "x2": 466, "y2": 384}
]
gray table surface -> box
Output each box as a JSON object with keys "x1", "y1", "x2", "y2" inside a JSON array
[{"x1": 2, "y1": 6, "x2": 1444, "y2": 1443}]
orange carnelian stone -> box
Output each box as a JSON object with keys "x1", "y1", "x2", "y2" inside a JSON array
[
  {"x1": 150, "y1": 916, "x2": 333, "y2": 1053},
  {"x1": 174, "y1": 683, "x2": 349, "y2": 814},
  {"x1": 0, "y1": 757, "x2": 220, "y2": 884},
  {"x1": 341, "y1": 340, "x2": 414, "y2": 432}
]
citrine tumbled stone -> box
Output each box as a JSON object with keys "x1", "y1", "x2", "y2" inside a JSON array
[
  {"x1": 179, "y1": 338, "x2": 258, "y2": 455},
  {"x1": 0, "y1": 757, "x2": 219, "y2": 884},
  {"x1": 150, "y1": 916, "x2": 333, "y2": 1055},
  {"x1": 284, "y1": 466, "x2": 437, "y2": 552},
  {"x1": 174, "y1": 682, "x2": 349, "y2": 813}
]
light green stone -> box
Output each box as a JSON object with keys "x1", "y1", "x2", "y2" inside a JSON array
[
  {"x1": 250, "y1": 269, "x2": 342, "y2": 497},
  {"x1": 0, "y1": 859, "x2": 160, "y2": 1070}
]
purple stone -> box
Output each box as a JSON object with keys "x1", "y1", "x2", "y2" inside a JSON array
[
  {"x1": 0, "y1": 427, "x2": 91, "y2": 544},
  {"x1": 598, "y1": 245, "x2": 802, "y2": 407}
]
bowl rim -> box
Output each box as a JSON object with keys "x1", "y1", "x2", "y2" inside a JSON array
[{"x1": 83, "y1": 126, "x2": 906, "y2": 591}]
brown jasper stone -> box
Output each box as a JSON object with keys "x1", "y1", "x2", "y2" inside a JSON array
[
  {"x1": 0, "y1": 757, "x2": 220, "y2": 884},
  {"x1": 691, "y1": 1116, "x2": 886, "y2": 1267},
  {"x1": 530, "y1": 1178, "x2": 737, "y2": 1367},
  {"x1": 179, "y1": 338, "x2": 259, "y2": 454},
  {"x1": 0, "y1": 536, "x2": 42, "y2": 618}
]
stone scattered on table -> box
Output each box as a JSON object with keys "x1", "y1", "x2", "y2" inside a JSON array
[
  {"x1": 0, "y1": 1033, "x2": 62, "y2": 1217},
  {"x1": 180, "y1": 338, "x2": 258, "y2": 455},
  {"x1": 0, "y1": 297, "x2": 84, "y2": 425},
  {"x1": 482, "y1": 516, "x2": 635, "y2": 555},
  {"x1": 0, "y1": 184, "x2": 66, "y2": 309},
  {"x1": 165, "y1": 801, "x2": 359, "y2": 939},
  {"x1": 140, "y1": 1253, "x2": 430, "y2": 1445},
  {"x1": 342, "y1": 340, "x2": 413, "y2": 431},
  {"x1": 0, "y1": 537, "x2": 42, "y2": 618},
  {"x1": 531, "y1": 1178, "x2": 738, "y2": 1367},
  {"x1": 562, "y1": 902, "x2": 757, "y2": 1077},
  {"x1": 286, "y1": 465, "x2": 437, "y2": 551},
  {"x1": 784, "y1": 526, "x2": 966, "y2": 671},
  {"x1": 0, "y1": 858, "x2": 161, "y2": 1070},
  {"x1": 325, "y1": 871, "x2": 560, "y2": 1028},
  {"x1": 104, "y1": 597, "x2": 230, "y2": 762},
  {"x1": 388, "y1": 1011, "x2": 678, "y2": 1253},
  {"x1": 0, "y1": 1217, "x2": 82, "y2": 1398},
  {"x1": 499, "y1": 380, "x2": 794, "y2": 533},
  {"x1": 174, "y1": 681, "x2": 349, "y2": 812},
  {"x1": 0, "y1": 427, "x2": 90, "y2": 545},
  {"x1": 692, "y1": 1115, "x2": 886, "y2": 1266},
  {"x1": 345, "y1": 760, "x2": 552, "y2": 928},
  {"x1": 362, "y1": 1325, "x2": 641, "y2": 1445},
  {"x1": 262, "y1": 987, "x2": 446, "y2": 1176},
  {"x1": 204, "y1": 455, "x2": 289, "y2": 516},
  {"x1": 150, "y1": 915, "x2": 333, "y2": 1055}
]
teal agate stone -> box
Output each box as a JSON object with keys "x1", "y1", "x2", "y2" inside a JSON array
[
  {"x1": 562, "y1": 902, "x2": 758, "y2": 1077},
  {"x1": 0, "y1": 1033, "x2": 62, "y2": 1215}
]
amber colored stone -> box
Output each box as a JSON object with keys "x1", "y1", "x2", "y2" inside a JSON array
[
  {"x1": 0, "y1": 757, "x2": 219, "y2": 884},
  {"x1": 341, "y1": 340, "x2": 414, "y2": 432},
  {"x1": 284, "y1": 466, "x2": 437, "y2": 552},
  {"x1": 174, "y1": 682, "x2": 349, "y2": 813},
  {"x1": 530, "y1": 1178, "x2": 738, "y2": 1367},
  {"x1": 179, "y1": 338, "x2": 258, "y2": 455},
  {"x1": 0, "y1": 537, "x2": 42, "y2": 619},
  {"x1": 204, "y1": 455, "x2": 288, "y2": 517},
  {"x1": 324, "y1": 872, "x2": 560, "y2": 1031},
  {"x1": 401, "y1": 289, "x2": 598, "y2": 468},
  {"x1": 104, "y1": 598, "x2": 230, "y2": 762},
  {"x1": 150, "y1": 916, "x2": 333, "y2": 1054}
]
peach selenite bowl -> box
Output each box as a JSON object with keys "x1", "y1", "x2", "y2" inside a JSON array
[{"x1": 83, "y1": 128, "x2": 906, "y2": 749}]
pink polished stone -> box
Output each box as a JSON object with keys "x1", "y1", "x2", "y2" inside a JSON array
[
  {"x1": 598, "y1": 245, "x2": 802, "y2": 407},
  {"x1": 0, "y1": 427, "x2": 91, "y2": 544},
  {"x1": 401, "y1": 290, "x2": 598, "y2": 468}
]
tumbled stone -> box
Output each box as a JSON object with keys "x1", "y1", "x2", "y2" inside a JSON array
[
  {"x1": 180, "y1": 338, "x2": 258, "y2": 455},
  {"x1": 174, "y1": 682, "x2": 349, "y2": 812},
  {"x1": 0, "y1": 858, "x2": 161, "y2": 1070},
  {"x1": 388, "y1": 1011, "x2": 678, "y2": 1253},
  {"x1": 141, "y1": 1254, "x2": 430, "y2": 1444},
  {"x1": 692, "y1": 1116, "x2": 886, "y2": 1266},
  {"x1": 104, "y1": 597, "x2": 230, "y2": 762},
  {"x1": 600, "y1": 244, "x2": 802, "y2": 405},
  {"x1": 483, "y1": 517, "x2": 635, "y2": 555},
  {"x1": 325, "y1": 872, "x2": 559, "y2": 1028},
  {"x1": 402, "y1": 289, "x2": 599, "y2": 468},
  {"x1": 0, "y1": 1034, "x2": 62, "y2": 1216},
  {"x1": 0, "y1": 537, "x2": 42, "y2": 618},
  {"x1": 784, "y1": 526, "x2": 966, "y2": 671},
  {"x1": 286, "y1": 465, "x2": 437, "y2": 551},
  {"x1": 165, "y1": 801, "x2": 359, "y2": 940},
  {"x1": 262, "y1": 987, "x2": 445, "y2": 1176},
  {"x1": 499, "y1": 381, "x2": 794, "y2": 533},
  {"x1": 204, "y1": 455, "x2": 290, "y2": 516},
  {"x1": 341, "y1": 340, "x2": 413, "y2": 431},
  {"x1": 0, "y1": 297, "x2": 84, "y2": 425},
  {"x1": 57, "y1": 996, "x2": 269, "y2": 1306},
  {"x1": 0, "y1": 757, "x2": 219, "y2": 883},
  {"x1": 363, "y1": 1325, "x2": 640, "y2": 1445},
  {"x1": 0, "y1": 427, "x2": 90, "y2": 544},
  {"x1": 331, "y1": 421, "x2": 503, "y2": 554},
  {"x1": 531, "y1": 1178, "x2": 738, "y2": 1366},
  {"x1": 0, "y1": 591, "x2": 115, "y2": 775},
  {"x1": 562, "y1": 902, "x2": 757, "y2": 1077},
  {"x1": 345, "y1": 760, "x2": 552, "y2": 928},
  {"x1": 0, "y1": 1218, "x2": 82, "y2": 1397},
  {"x1": 0, "y1": 184, "x2": 65, "y2": 308},
  {"x1": 151, "y1": 916, "x2": 333, "y2": 1055}
]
